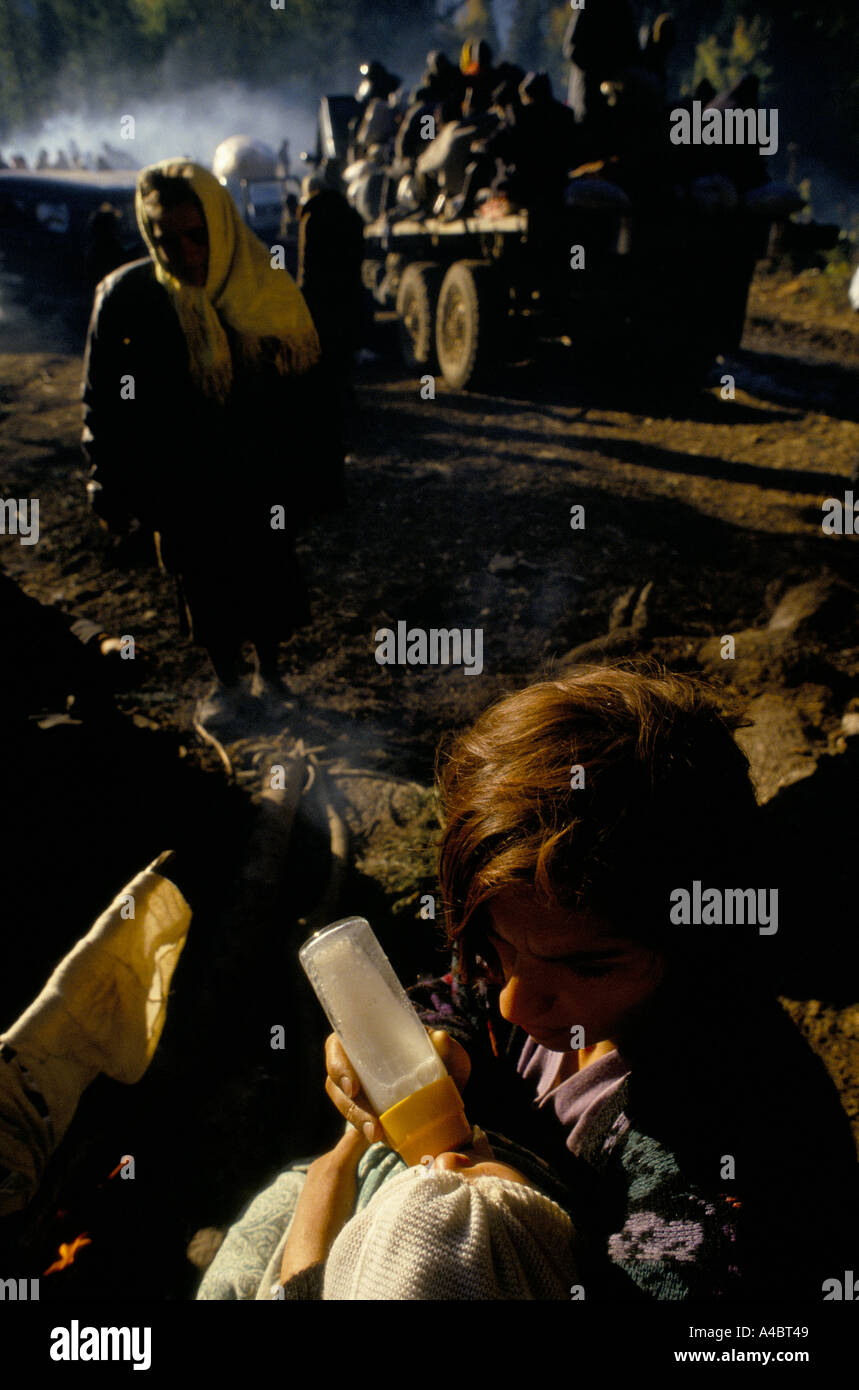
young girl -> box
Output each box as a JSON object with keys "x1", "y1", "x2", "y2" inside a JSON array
[{"x1": 321, "y1": 664, "x2": 857, "y2": 1300}]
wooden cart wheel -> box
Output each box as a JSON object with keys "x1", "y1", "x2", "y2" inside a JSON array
[
  {"x1": 396, "y1": 261, "x2": 443, "y2": 370},
  {"x1": 435, "y1": 259, "x2": 501, "y2": 390}
]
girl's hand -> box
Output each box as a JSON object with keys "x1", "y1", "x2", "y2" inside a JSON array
[
  {"x1": 324, "y1": 1028, "x2": 471, "y2": 1143},
  {"x1": 279, "y1": 1126, "x2": 367, "y2": 1283}
]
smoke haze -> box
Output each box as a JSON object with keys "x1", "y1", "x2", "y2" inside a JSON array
[{"x1": 2, "y1": 81, "x2": 319, "y2": 173}]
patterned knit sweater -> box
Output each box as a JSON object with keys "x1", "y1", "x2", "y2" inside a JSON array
[{"x1": 407, "y1": 968, "x2": 858, "y2": 1301}]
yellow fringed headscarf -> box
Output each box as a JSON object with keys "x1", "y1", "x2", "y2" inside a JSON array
[{"x1": 135, "y1": 159, "x2": 321, "y2": 404}]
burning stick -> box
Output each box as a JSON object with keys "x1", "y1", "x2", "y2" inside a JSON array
[{"x1": 44, "y1": 1232, "x2": 92, "y2": 1275}]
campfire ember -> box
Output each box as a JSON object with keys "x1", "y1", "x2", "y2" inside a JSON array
[{"x1": 44, "y1": 1233, "x2": 92, "y2": 1275}]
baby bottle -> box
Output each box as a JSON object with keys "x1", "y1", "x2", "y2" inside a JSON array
[{"x1": 299, "y1": 916, "x2": 471, "y2": 1164}]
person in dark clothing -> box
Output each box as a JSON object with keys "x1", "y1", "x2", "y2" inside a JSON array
[
  {"x1": 563, "y1": 0, "x2": 641, "y2": 124},
  {"x1": 472, "y1": 71, "x2": 579, "y2": 223},
  {"x1": 297, "y1": 176, "x2": 366, "y2": 425},
  {"x1": 390, "y1": 54, "x2": 461, "y2": 176},
  {"x1": 564, "y1": 7, "x2": 678, "y2": 196},
  {"x1": 693, "y1": 77, "x2": 716, "y2": 105},
  {"x1": 356, "y1": 60, "x2": 401, "y2": 108},
  {"x1": 415, "y1": 107, "x2": 498, "y2": 217},
  {"x1": 347, "y1": 62, "x2": 402, "y2": 166},
  {"x1": 394, "y1": 53, "x2": 468, "y2": 170},
  {"x1": 0, "y1": 562, "x2": 137, "y2": 725},
  {"x1": 639, "y1": 11, "x2": 676, "y2": 83},
  {"x1": 482, "y1": 61, "x2": 526, "y2": 139},
  {"x1": 703, "y1": 74, "x2": 768, "y2": 193},
  {"x1": 395, "y1": 88, "x2": 439, "y2": 166},
  {"x1": 668, "y1": 73, "x2": 768, "y2": 200},
  {"x1": 460, "y1": 38, "x2": 497, "y2": 117},
  {"x1": 82, "y1": 159, "x2": 324, "y2": 731},
  {"x1": 513, "y1": 71, "x2": 581, "y2": 206},
  {"x1": 84, "y1": 202, "x2": 130, "y2": 287},
  {"x1": 422, "y1": 50, "x2": 465, "y2": 105}
]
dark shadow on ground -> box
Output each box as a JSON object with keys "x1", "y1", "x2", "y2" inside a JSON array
[
  {"x1": 360, "y1": 397, "x2": 846, "y2": 497},
  {"x1": 364, "y1": 328, "x2": 814, "y2": 425},
  {"x1": 728, "y1": 343, "x2": 859, "y2": 427}
]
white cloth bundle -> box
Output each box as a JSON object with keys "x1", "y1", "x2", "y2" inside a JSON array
[
  {"x1": 0, "y1": 857, "x2": 190, "y2": 1215},
  {"x1": 323, "y1": 1166, "x2": 578, "y2": 1300}
]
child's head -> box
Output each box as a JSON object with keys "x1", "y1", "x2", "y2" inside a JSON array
[
  {"x1": 437, "y1": 664, "x2": 761, "y2": 1036},
  {"x1": 323, "y1": 1164, "x2": 576, "y2": 1299}
]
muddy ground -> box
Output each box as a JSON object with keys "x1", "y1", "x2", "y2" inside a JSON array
[{"x1": 0, "y1": 266, "x2": 857, "y2": 1295}]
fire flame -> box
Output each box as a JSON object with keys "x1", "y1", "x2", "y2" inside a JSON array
[{"x1": 44, "y1": 1233, "x2": 92, "y2": 1275}]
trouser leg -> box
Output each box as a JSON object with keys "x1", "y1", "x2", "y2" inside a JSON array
[
  {"x1": 253, "y1": 638, "x2": 281, "y2": 687},
  {"x1": 206, "y1": 641, "x2": 243, "y2": 687}
]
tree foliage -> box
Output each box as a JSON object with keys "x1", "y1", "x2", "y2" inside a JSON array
[
  {"x1": 0, "y1": 0, "x2": 437, "y2": 137},
  {"x1": 690, "y1": 16, "x2": 774, "y2": 96},
  {"x1": 0, "y1": 0, "x2": 856, "y2": 181}
]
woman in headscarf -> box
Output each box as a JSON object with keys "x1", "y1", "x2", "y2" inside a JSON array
[{"x1": 82, "y1": 159, "x2": 331, "y2": 731}]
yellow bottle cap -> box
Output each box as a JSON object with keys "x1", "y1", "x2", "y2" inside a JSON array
[{"x1": 379, "y1": 1074, "x2": 471, "y2": 1166}]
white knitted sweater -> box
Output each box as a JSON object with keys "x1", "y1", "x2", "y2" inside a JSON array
[{"x1": 323, "y1": 1167, "x2": 578, "y2": 1300}]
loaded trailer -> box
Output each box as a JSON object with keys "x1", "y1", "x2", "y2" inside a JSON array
[{"x1": 361, "y1": 196, "x2": 778, "y2": 390}]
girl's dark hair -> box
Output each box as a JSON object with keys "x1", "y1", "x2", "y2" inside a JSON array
[{"x1": 436, "y1": 663, "x2": 761, "y2": 981}]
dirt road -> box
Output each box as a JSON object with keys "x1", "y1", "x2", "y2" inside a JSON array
[{"x1": 2, "y1": 272, "x2": 857, "y2": 775}]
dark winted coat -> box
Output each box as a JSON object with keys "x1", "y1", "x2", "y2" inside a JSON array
[
  {"x1": 297, "y1": 190, "x2": 366, "y2": 369},
  {"x1": 81, "y1": 258, "x2": 324, "y2": 648}
]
